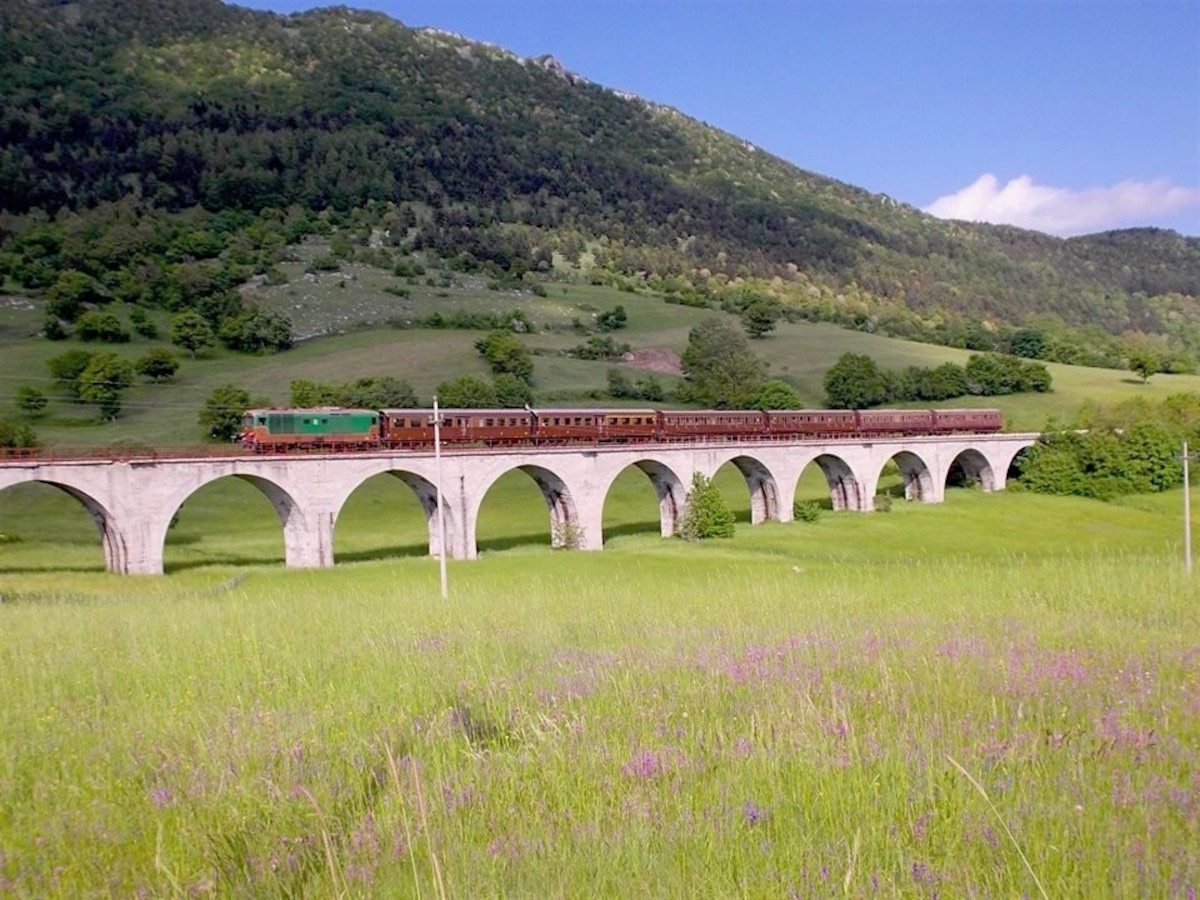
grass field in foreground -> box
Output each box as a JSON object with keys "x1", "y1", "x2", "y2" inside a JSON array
[{"x1": 1, "y1": 484, "x2": 1198, "y2": 897}]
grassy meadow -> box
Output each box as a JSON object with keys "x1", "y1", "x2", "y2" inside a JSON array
[
  {"x1": 2, "y1": 462, "x2": 1200, "y2": 896},
  {"x1": 3, "y1": 250, "x2": 1200, "y2": 895}
]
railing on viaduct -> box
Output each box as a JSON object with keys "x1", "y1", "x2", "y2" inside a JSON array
[{"x1": 0, "y1": 433, "x2": 1038, "y2": 575}]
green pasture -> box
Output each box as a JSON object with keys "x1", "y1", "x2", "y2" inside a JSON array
[
  {"x1": 6, "y1": 256, "x2": 1200, "y2": 448},
  {"x1": 1, "y1": 476, "x2": 1198, "y2": 897}
]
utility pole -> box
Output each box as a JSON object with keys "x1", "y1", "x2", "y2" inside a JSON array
[
  {"x1": 1185, "y1": 440, "x2": 1193, "y2": 577},
  {"x1": 434, "y1": 397, "x2": 448, "y2": 598}
]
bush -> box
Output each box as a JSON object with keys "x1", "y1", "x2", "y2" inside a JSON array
[
  {"x1": 75, "y1": 311, "x2": 130, "y2": 343},
  {"x1": 873, "y1": 494, "x2": 893, "y2": 513},
  {"x1": 135, "y1": 349, "x2": 179, "y2": 382},
  {"x1": 678, "y1": 473, "x2": 736, "y2": 541},
  {"x1": 793, "y1": 500, "x2": 821, "y2": 522},
  {"x1": 0, "y1": 418, "x2": 37, "y2": 449}
]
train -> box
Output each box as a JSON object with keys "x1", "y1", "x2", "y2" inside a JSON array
[{"x1": 239, "y1": 406, "x2": 1003, "y2": 453}]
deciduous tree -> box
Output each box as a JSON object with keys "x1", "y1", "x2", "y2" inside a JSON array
[
  {"x1": 135, "y1": 349, "x2": 180, "y2": 382},
  {"x1": 78, "y1": 352, "x2": 135, "y2": 419},
  {"x1": 823, "y1": 352, "x2": 887, "y2": 409},
  {"x1": 200, "y1": 385, "x2": 251, "y2": 441},
  {"x1": 436, "y1": 374, "x2": 497, "y2": 408},
  {"x1": 680, "y1": 317, "x2": 766, "y2": 408},
  {"x1": 170, "y1": 311, "x2": 215, "y2": 358}
]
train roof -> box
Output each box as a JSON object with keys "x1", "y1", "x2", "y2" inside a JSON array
[
  {"x1": 380, "y1": 408, "x2": 530, "y2": 416},
  {"x1": 530, "y1": 407, "x2": 658, "y2": 416},
  {"x1": 244, "y1": 407, "x2": 379, "y2": 415}
]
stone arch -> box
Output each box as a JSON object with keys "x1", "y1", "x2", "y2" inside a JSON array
[
  {"x1": 165, "y1": 473, "x2": 308, "y2": 569},
  {"x1": 946, "y1": 448, "x2": 996, "y2": 491},
  {"x1": 714, "y1": 454, "x2": 780, "y2": 523},
  {"x1": 803, "y1": 454, "x2": 862, "y2": 511},
  {"x1": 1005, "y1": 446, "x2": 1035, "y2": 485},
  {"x1": 334, "y1": 469, "x2": 458, "y2": 559},
  {"x1": 3, "y1": 479, "x2": 124, "y2": 572},
  {"x1": 474, "y1": 463, "x2": 581, "y2": 551},
  {"x1": 885, "y1": 450, "x2": 935, "y2": 502},
  {"x1": 602, "y1": 459, "x2": 687, "y2": 541}
]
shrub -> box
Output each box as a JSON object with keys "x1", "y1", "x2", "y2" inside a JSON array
[
  {"x1": 678, "y1": 473, "x2": 736, "y2": 541},
  {"x1": 873, "y1": 494, "x2": 893, "y2": 513},
  {"x1": 135, "y1": 349, "x2": 179, "y2": 382},
  {"x1": 793, "y1": 500, "x2": 821, "y2": 523},
  {"x1": 75, "y1": 311, "x2": 130, "y2": 343}
]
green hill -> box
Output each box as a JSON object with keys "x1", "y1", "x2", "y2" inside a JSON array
[{"x1": 1, "y1": 0, "x2": 1199, "y2": 447}]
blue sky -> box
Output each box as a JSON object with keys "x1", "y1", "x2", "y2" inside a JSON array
[{"x1": 238, "y1": 0, "x2": 1199, "y2": 237}]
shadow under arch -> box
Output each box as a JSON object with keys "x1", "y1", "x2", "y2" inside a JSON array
[
  {"x1": 602, "y1": 459, "x2": 687, "y2": 543},
  {"x1": 886, "y1": 450, "x2": 934, "y2": 501},
  {"x1": 163, "y1": 473, "x2": 301, "y2": 571},
  {"x1": 1, "y1": 479, "x2": 119, "y2": 572},
  {"x1": 800, "y1": 453, "x2": 862, "y2": 511},
  {"x1": 719, "y1": 454, "x2": 780, "y2": 523},
  {"x1": 475, "y1": 463, "x2": 580, "y2": 553},
  {"x1": 333, "y1": 469, "x2": 458, "y2": 562},
  {"x1": 1006, "y1": 446, "x2": 1035, "y2": 485},
  {"x1": 947, "y1": 448, "x2": 996, "y2": 491}
]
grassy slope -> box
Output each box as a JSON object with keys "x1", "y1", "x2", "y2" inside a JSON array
[{"x1": 6, "y1": 247, "x2": 1200, "y2": 447}]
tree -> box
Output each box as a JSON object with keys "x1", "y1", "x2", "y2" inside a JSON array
[
  {"x1": 1128, "y1": 349, "x2": 1161, "y2": 385},
  {"x1": 823, "y1": 352, "x2": 887, "y2": 409},
  {"x1": 680, "y1": 317, "x2": 767, "y2": 408},
  {"x1": 921, "y1": 362, "x2": 969, "y2": 400},
  {"x1": 740, "y1": 299, "x2": 783, "y2": 339},
  {"x1": 1008, "y1": 327, "x2": 1047, "y2": 359},
  {"x1": 200, "y1": 385, "x2": 251, "y2": 441},
  {"x1": 77, "y1": 352, "x2": 135, "y2": 419},
  {"x1": 494, "y1": 372, "x2": 533, "y2": 408},
  {"x1": 343, "y1": 376, "x2": 418, "y2": 409},
  {"x1": 75, "y1": 311, "x2": 131, "y2": 343},
  {"x1": 678, "y1": 472, "x2": 736, "y2": 540},
  {"x1": 436, "y1": 374, "x2": 497, "y2": 408},
  {"x1": 135, "y1": 349, "x2": 180, "y2": 382},
  {"x1": 16, "y1": 385, "x2": 48, "y2": 416},
  {"x1": 47, "y1": 349, "x2": 97, "y2": 399},
  {"x1": 474, "y1": 330, "x2": 534, "y2": 383},
  {"x1": 45, "y1": 270, "x2": 106, "y2": 321},
  {"x1": 751, "y1": 378, "x2": 802, "y2": 409},
  {"x1": 170, "y1": 311, "x2": 215, "y2": 358},
  {"x1": 219, "y1": 307, "x2": 294, "y2": 353}
]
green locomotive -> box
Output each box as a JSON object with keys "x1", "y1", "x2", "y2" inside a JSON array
[{"x1": 240, "y1": 408, "x2": 381, "y2": 452}]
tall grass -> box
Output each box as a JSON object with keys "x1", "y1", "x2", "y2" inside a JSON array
[{"x1": 2, "y1": 485, "x2": 1198, "y2": 896}]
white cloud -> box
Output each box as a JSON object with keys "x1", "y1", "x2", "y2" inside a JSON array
[{"x1": 925, "y1": 173, "x2": 1200, "y2": 236}]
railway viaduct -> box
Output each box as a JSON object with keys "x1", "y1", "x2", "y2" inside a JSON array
[{"x1": 0, "y1": 433, "x2": 1037, "y2": 574}]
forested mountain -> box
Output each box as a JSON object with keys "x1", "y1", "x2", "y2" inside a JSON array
[{"x1": 2, "y1": 0, "x2": 1198, "y2": 367}]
